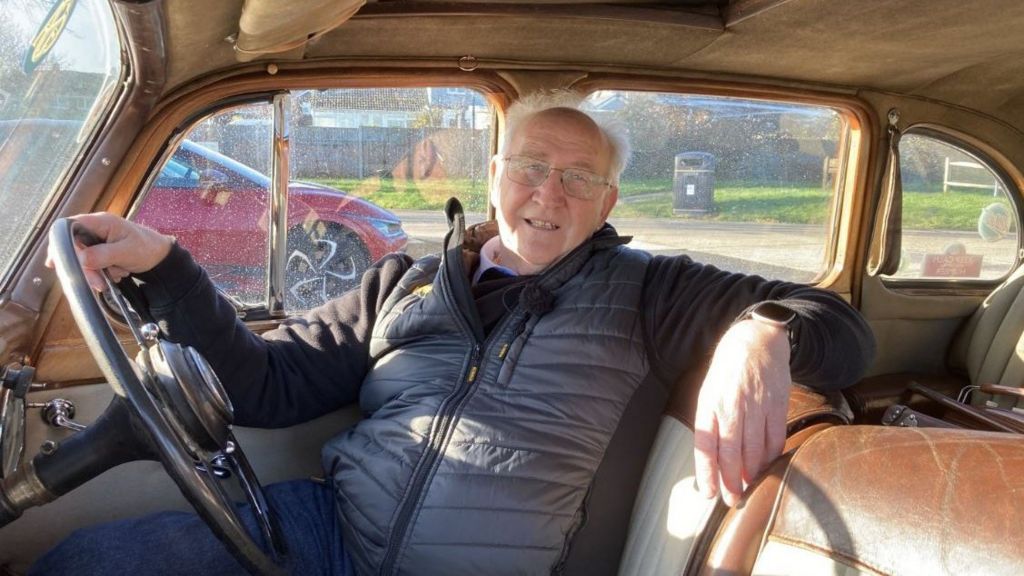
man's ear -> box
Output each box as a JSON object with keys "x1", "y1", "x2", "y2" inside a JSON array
[
  {"x1": 488, "y1": 155, "x2": 501, "y2": 209},
  {"x1": 600, "y1": 185, "x2": 619, "y2": 222}
]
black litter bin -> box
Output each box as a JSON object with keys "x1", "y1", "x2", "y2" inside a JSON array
[{"x1": 673, "y1": 152, "x2": 716, "y2": 214}]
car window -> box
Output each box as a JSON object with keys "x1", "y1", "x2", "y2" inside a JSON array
[
  {"x1": 0, "y1": 0, "x2": 121, "y2": 286},
  {"x1": 131, "y1": 87, "x2": 495, "y2": 312},
  {"x1": 584, "y1": 90, "x2": 849, "y2": 283},
  {"x1": 131, "y1": 103, "x2": 274, "y2": 305},
  {"x1": 884, "y1": 132, "x2": 1018, "y2": 281},
  {"x1": 286, "y1": 87, "x2": 494, "y2": 310},
  {"x1": 154, "y1": 157, "x2": 201, "y2": 188}
]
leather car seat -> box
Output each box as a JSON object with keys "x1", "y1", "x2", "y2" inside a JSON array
[
  {"x1": 950, "y1": 263, "x2": 1024, "y2": 412},
  {"x1": 617, "y1": 383, "x2": 850, "y2": 576},
  {"x1": 698, "y1": 426, "x2": 1024, "y2": 576}
]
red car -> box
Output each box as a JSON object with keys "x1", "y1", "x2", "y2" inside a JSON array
[{"x1": 133, "y1": 140, "x2": 407, "y2": 308}]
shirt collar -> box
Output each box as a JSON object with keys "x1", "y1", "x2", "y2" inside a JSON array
[{"x1": 472, "y1": 236, "x2": 518, "y2": 284}]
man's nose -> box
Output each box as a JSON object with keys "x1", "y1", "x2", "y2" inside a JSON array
[{"x1": 532, "y1": 169, "x2": 567, "y2": 205}]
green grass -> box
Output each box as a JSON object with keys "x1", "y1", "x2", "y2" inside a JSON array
[
  {"x1": 615, "y1": 180, "x2": 834, "y2": 223},
  {"x1": 901, "y1": 189, "x2": 1010, "y2": 230},
  {"x1": 310, "y1": 177, "x2": 488, "y2": 212},
  {"x1": 312, "y1": 176, "x2": 1008, "y2": 231}
]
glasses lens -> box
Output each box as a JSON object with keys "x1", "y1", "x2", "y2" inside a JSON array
[
  {"x1": 507, "y1": 156, "x2": 550, "y2": 186},
  {"x1": 562, "y1": 169, "x2": 597, "y2": 199},
  {"x1": 504, "y1": 156, "x2": 608, "y2": 200}
]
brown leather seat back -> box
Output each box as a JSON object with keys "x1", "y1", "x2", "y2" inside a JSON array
[{"x1": 699, "y1": 426, "x2": 1024, "y2": 576}]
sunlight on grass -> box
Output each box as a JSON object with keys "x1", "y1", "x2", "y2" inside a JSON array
[
  {"x1": 311, "y1": 177, "x2": 489, "y2": 212},
  {"x1": 312, "y1": 176, "x2": 1008, "y2": 232},
  {"x1": 615, "y1": 181, "x2": 833, "y2": 224}
]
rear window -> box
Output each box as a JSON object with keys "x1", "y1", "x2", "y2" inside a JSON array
[{"x1": 883, "y1": 131, "x2": 1018, "y2": 281}]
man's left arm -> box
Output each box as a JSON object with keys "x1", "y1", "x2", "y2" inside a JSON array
[{"x1": 641, "y1": 255, "x2": 876, "y2": 505}]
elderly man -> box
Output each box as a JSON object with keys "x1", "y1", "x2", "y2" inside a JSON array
[{"x1": 36, "y1": 94, "x2": 874, "y2": 576}]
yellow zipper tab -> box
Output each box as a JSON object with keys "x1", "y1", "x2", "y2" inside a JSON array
[
  {"x1": 498, "y1": 343, "x2": 510, "y2": 359},
  {"x1": 467, "y1": 365, "x2": 479, "y2": 383}
]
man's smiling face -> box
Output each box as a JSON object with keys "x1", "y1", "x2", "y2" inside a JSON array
[{"x1": 490, "y1": 108, "x2": 619, "y2": 275}]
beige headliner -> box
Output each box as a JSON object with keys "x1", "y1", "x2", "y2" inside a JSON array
[{"x1": 162, "y1": 0, "x2": 1024, "y2": 132}]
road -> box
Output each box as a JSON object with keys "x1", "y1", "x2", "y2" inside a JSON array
[{"x1": 393, "y1": 210, "x2": 1017, "y2": 281}]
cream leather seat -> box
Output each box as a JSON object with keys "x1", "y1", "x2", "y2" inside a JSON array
[{"x1": 951, "y1": 263, "x2": 1024, "y2": 412}]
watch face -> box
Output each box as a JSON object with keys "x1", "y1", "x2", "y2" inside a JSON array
[{"x1": 752, "y1": 301, "x2": 796, "y2": 326}]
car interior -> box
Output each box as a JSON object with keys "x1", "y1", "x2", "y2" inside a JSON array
[{"x1": 1, "y1": 0, "x2": 1024, "y2": 574}]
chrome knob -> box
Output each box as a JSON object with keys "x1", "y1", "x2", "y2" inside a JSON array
[{"x1": 140, "y1": 323, "x2": 161, "y2": 343}]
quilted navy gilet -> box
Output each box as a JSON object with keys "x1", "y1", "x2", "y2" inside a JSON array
[{"x1": 322, "y1": 203, "x2": 652, "y2": 575}]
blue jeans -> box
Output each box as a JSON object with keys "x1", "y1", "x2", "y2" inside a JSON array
[{"x1": 29, "y1": 479, "x2": 353, "y2": 576}]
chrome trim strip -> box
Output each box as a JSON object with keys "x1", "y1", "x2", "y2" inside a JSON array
[{"x1": 267, "y1": 93, "x2": 291, "y2": 317}]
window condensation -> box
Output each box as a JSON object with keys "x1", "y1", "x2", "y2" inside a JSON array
[
  {"x1": 0, "y1": 0, "x2": 122, "y2": 285},
  {"x1": 131, "y1": 103, "x2": 274, "y2": 305}
]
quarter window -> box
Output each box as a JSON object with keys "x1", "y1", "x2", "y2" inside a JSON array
[
  {"x1": 585, "y1": 91, "x2": 849, "y2": 283},
  {"x1": 885, "y1": 133, "x2": 1017, "y2": 281}
]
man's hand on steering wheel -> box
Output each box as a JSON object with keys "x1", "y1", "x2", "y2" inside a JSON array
[
  {"x1": 33, "y1": 217, "x2": 288, "y2": 575},
  {"x1": 45, "y1": 212, "x2": 174, "y2": 291}
]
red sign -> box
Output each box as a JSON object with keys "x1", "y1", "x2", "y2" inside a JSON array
[{"x1": 922, "y1": 254, "x2": 983, "y2": 278}]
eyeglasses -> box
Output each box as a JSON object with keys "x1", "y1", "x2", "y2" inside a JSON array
[{"x1": 501, "y1": 155, "x2": 612, "y2": 200}]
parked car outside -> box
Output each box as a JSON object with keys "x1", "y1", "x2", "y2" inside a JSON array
[{"x1": 133, "y1": 140, "x2": 407, "y2": 309}]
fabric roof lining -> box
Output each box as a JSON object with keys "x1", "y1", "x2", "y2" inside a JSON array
[{"x1": 160, "y1": 0, "x2": 1024, "y2": 132}]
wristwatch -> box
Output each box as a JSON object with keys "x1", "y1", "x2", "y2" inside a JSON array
[
  {"x1": 748, "y1": 301, "x2": 798, "y2": 354},
  {"x1": 750, "y1": 301, "x2": 796, "y2": 327}
]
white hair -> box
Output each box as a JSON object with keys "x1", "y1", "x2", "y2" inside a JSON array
[{"x1": 498, "y1": 91, "x2": 632, "y2": 185}]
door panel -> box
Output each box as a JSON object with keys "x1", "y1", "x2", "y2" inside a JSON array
[
  {"x1": 860, "y1": 278, "x2": 980, "y2": 376},
  {"x1": 0, "y1": 383, "x2": 361, "y2": 572}
]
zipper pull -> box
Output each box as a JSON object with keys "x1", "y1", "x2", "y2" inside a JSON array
[{"x1": 466, "y1": 344, "x2": 482, "y2": 382}]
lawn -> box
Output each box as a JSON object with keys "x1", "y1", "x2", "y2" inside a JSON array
[
  {"x1": 309, "y1": 176, "x2": 490, "y2": 213},
  {"x1": 309, "y1": 176, "x2": 1009, "y2": 231}
]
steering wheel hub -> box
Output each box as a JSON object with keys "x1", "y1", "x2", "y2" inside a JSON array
[{"x1": 144, "y1": 340, "x2": 234, "y2": 452}]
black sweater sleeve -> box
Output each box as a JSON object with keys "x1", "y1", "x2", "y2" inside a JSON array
[
  {"x1": 642, "y1": 254, "x2": 875, "y2": 392},
  {"x1": 133, "y1": 243, "x2": 414, "y2": 428}
]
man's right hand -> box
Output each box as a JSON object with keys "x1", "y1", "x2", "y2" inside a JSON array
[{"x1": 45, "y1": 212, "x2": 174, "y2": 291}]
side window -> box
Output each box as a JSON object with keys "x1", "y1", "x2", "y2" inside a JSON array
[
  {"x1": 885, "y1": 133, "x2": 1018, "y2": 281},
  {"x1": 586, "y1": 91, "x2": 848, "y2": 283},
  {"x1": 131, "y1": 103, "x2": 273, "y2": 305},
  {"x1": 285, "y1": 87, "x2": 494, "y2": 309},
  {"x1": 131, "y1": 87, "x2": 495, "y2": 312},
  {"x1": 154, "y1": 157, "x2": 201, "y2": 188}
]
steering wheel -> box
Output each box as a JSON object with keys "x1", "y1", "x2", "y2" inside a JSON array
[{"x1": 33, "y1": 218, "x2": 287, "y2": 575}]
